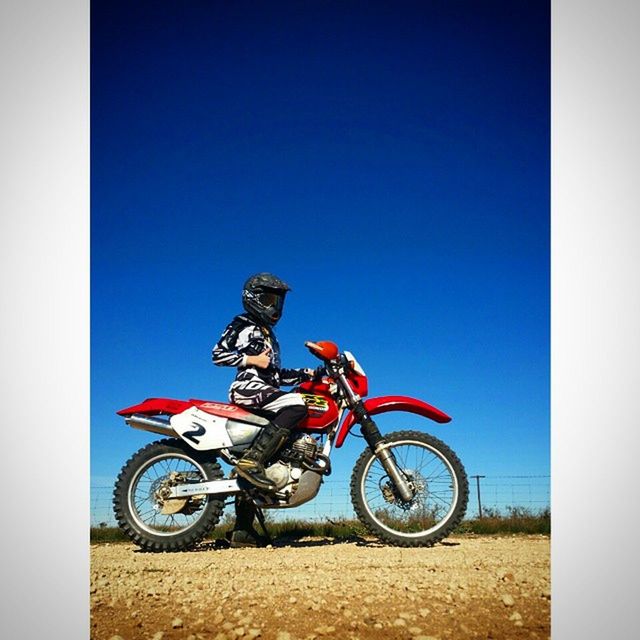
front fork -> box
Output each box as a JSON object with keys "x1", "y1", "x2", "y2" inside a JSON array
[{"x1": 350, "y1": 401, "x2": 414, "y2": 502}]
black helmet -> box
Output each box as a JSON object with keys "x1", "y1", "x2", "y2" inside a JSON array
[{"x1": 242, "y1": 272, "x2": 291, "y2": 326}]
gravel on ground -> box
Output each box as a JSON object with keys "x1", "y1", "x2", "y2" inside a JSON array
[{"x1": 91, "y1": 534, "x2": 550, "y2": 640}]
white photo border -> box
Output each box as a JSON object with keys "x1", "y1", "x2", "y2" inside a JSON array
[
  {"x1": 1, "y1": 0, "x2": 639, "y2": 638},
  {"x1": 0, "y1": 1, "x2": 89, "y2": 638}
]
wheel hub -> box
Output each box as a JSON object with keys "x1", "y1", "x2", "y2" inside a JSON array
[
  {"x1": 379, "y1": 469, "x2": 428, "y2": 511},
  {"x1": 151, "y1": 471, "x2": 205, "y2": 516}
]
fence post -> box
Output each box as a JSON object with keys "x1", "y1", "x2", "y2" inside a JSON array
[{"x1": 471, "y1": 475, "x2": 486, "y2": 518}]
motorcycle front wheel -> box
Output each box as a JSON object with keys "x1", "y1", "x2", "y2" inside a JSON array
[
  {"x1": 350, "y1": 430, "x2": 468, "y2": 547},
  {"x1": 113, "y1": 438, "x2": 225, "y2": 552}
]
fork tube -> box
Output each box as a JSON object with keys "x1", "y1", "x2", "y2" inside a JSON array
[
  {"x1": 337, "y1": 373, "x2": 413, "y2": 502},
  {"x1": 375, "y1": 447, "x2": 414, "y2": 502}
]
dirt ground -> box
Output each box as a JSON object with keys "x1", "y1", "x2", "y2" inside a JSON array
[{"x1": 91, "y1": 535, "x2": 550, "y2": 640}]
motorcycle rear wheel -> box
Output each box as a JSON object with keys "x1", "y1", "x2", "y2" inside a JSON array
[
  {"x1": 350, "y1": 430, "x2": 468, "y2": 547},
  {"x1": 113, "y1": 438, "x2": 225, "y2": 552}
]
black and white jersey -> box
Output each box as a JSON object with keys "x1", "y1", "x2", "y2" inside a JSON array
[{"x1": 212, "y1": 314, "x2": 311, "y2": 406}]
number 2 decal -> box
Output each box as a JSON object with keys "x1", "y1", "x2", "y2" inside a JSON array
[
  {"x1": 182, "y1": 422, "x2": 206, "y2": 444},
  {"x1": 170, "y1": 406, "x2": 234, "y2": 450}
]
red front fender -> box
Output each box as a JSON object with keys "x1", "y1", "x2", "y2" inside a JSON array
[{"x1": 334, "y1": 395, "x2": 452, "y2": 448}]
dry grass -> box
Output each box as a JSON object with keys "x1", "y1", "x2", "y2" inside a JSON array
[{"x1": 91, "y1": 506, "x2": 550, "y2": 543}]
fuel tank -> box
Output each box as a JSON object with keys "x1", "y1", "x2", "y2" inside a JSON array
[{"x1": 297, "y1": 392, "x2": 340, "y2": 432}]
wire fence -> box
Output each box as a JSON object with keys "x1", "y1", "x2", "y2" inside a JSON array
[{"x1": 90, "y1": 474, "x2": 550, "y2": 527}]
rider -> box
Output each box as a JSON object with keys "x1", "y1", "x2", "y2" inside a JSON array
[{"x1": 212, "y1": 272, "x2": 314, "y2": 546}]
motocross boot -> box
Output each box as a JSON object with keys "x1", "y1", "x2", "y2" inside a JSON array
[
  {"x1": 234, "y1": 422, "x2": 290, "y2": 492},
  {"x1": 228, "y1": 528, "x2": 270, "y2": 548},
  {"x1": 225, "y1": 495, "x2": 271, "y2": 548}
]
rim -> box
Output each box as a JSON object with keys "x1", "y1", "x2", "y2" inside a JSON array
[
  {"x1": 360, "y1": 439, "x2": 459, "y2": 538},
  {"x1": 127, "y1": 453, "x2": 210, "y2": 537}
]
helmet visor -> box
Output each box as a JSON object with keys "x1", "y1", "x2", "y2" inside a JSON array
[{"x1": 257, "y1": 291, "x2": 285, "y2": 313}]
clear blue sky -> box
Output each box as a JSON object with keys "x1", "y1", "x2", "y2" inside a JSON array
[{"x1": 91, "y1": 0, "x2": 549, "y2": 502}]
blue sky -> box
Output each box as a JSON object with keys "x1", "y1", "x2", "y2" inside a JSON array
[{"x1": 91, "y1": 0, "x2": 549, "y2": 510}]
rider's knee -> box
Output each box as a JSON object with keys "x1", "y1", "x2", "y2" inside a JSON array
[{"x1": 288, "y1": 402, "x2": 308, "y2": 423}]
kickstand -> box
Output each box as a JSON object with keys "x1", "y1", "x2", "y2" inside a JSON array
[{"x1": 254, "y1": 507, "x2": 273, "y2": 545}]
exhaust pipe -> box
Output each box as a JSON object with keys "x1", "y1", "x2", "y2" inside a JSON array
[{"x1": 126, "y1": 413, "x2": 176, "y2": 437}]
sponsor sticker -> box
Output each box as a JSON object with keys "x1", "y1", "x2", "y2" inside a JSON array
[
  {"x1": 301, "y1": 394, "x2": 330, "y2": 413},
  {"x1": 200, "y1": 402, "x2": 239, "y2": 413}
]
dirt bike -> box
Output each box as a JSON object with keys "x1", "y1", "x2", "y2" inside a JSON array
[{"x1": 113, "y1": 340, "x2": 468, "y2": 551}]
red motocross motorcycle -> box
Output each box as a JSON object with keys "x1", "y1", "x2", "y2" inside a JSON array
[{"x1": 113, "y1": 340, "x2": 468, "y2": 550}]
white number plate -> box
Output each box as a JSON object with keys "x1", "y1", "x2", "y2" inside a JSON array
[{"x1": 170, "y1": 406, "x2": 233, "y2": 450}]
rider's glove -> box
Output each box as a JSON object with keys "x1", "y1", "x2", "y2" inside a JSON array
[
  {"x1": 312, "y1": 365, "x2": 326, "y2": 381},
  {"x1": 302, "y1": 366, "x2": 327, "y2": 381}
]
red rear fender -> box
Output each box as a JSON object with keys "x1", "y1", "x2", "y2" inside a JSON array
[
  {"x1": 334, "y1": 395, "x2": 451, "y2": 448},
  {"x1": 116, "y1": 397, "x2": 193, "y2": 417},
  {"x1": 116, "y1": 397, "x2": 267, "y2": 426}
]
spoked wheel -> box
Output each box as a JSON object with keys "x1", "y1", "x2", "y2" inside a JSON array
[
  {"x1": 113, "y1": 439, "x2": 225, "y2": 552},
  {"x1": 351, "y1": 430, "x2": 468, "y2": 547}
]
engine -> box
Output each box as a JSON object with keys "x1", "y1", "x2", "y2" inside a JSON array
[
  {"x1": 263, "y1": 461, "x2": 296, "y2": 491},
  {"x1": 291, "y1": 433, "x2": 322, "y2": 461},
  {"x1": 263, "y1": 434, "x2": 329, "y2": 492}
]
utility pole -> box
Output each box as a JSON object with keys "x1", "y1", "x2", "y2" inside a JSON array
[{"x1": 471, "y1": 475, "x2": 486, "y2": 518}]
